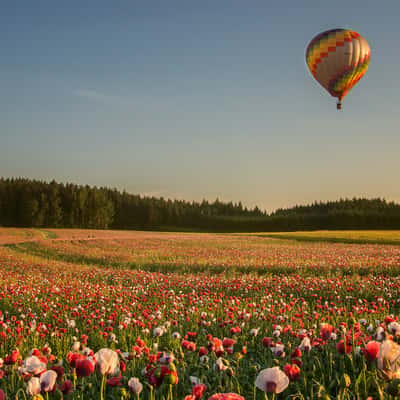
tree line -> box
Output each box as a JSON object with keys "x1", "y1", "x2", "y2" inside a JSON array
[
  {"x1": 1, "y1": 177, "x2": 400, "y2": 231},
  {"x1": 0, "y1": 178, "x2": 264, "y2": 230}
]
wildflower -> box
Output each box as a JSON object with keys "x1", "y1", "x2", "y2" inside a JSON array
[
  {"x1": 50, "y1": 366, "x2": 65, "y2": 381},
  {"x1": 128, "y1": 377, "x2": 143, "y2": 394},
  {"x1": 262, "y1": 337, "x2": 273, "y2": 347},
  {"x1": 82, "y1": 347, "x2": 94, "y2": 357},
  {"x1": 192, "y1": 383, "x2": 207, "y2": 399},
  {"x1": 389, "y1": 322, "x2": 400, "y2": 337},
  {"x1": 216, "y1": 357, "x2": 229, "y2": 371},
  {"x1": 94, "y1": 348, "x2": 120, "y2": 375},
  {"x1": 283, "y1": 363, "x2": 301, "y2": 381},
  {"x1": 337, "y1": 340, "x2": 352, "y2": 354},
  {"x1": 208, "y1": 394, "x2": 244, "y2": 400},
  {"x1": 190, "y1": 376, "x2": 201, "y2": 386},
  {"x1": 299, "y1": 336, "x2": 311, "y2": 352},
  {"x1": 4, "y1": 349, "x2": 20, "y2": 364},
  {"x1": 222, "y1": 338, "x2": 235, "y2": 349},
  {"x1": 107, "y1": 375, "x2": 122, "y2": 386},
  {"x1": 255, "y1": 367, "x2": 289, "y2": 394},
  {"x1": 41, "y1": 344, "x2": 51, "y2": 355},
  {"x1": 363, "y1": 341, "x2": 380, "y2": 362},
  {"x1": 199, "y1": 355, "x2": 209, "y2": 364},
  {"x1": 40, "y1": 370, "x2": 57, "y2": 392},
  {"x1": 66, "y1": 352, "x2": 85, "y2": 368},
  {"x1": 71, "y1": 341, "x2": 80, "y2": 352},
  {"x1": 153, "y1": 327, "x2": 164, "y2": 337},
  {"x1": 75, "y1": 359, "x2": 95, "y2": 378},
  {"x1": 377, "y1": 340, "x2": 400, "y2": 379},
  {"x1": 23, "y1": 356, "x2": 47, "y2": 375},
  {"x1": 198, "y1": 347, "x2": 208, "y2": 357},
  {"x1": 26, "y1": 377, "x2": 41, "y2": 396},
  {"x1": 320, "y1": 323, "x2": 334, "y2": 340},
  {"x1": 172, "y1": 332, "x2": 181, "y2": 339},
  {"x1": 272, "y1": 330, "x2": 281, "y2": 338},
  {"x1": 250, "y1": 328, "x2": 260, "y2": 337},
  {"x1": 159, "y1": 352, "x2": 175, "y2": 364},
  {"x1": 376, "y1": 326, "x2": 386, "y2": 341},
  {"x1": 60, "y1": 380, "x2": 73, "y2": 395},
  {"x1": 160, "y1": 364, "x2": 178, "y2": 385},
  {"x1": 271, "y1": 344, "x2": 285, "y2": 358},
  {"x1": 67, "y1": 319, "x2": 76, "y2": 329}
]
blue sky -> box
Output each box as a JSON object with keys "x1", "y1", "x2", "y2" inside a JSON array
[{"x1": 1, "y1": 0, "x2": 399, "y2": 211}]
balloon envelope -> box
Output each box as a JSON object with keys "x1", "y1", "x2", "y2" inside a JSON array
[{"x1": 305, "y1": 29, "x2": 370, "y2": 108}]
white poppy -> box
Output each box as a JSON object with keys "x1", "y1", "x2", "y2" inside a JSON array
[
  {"x1": 40, "y1": 370, "x2": 57, "y2": 392},
  {"x1": 299, "y1": 337, "x2": 311, "y2": 352},
  {"x1": 26, "y1": 377, "x2": 41, "y2": 396},
  {"x1": 271, "y1": 344, "x2": 285, "y2": 358},
  {"x1": 23, "y1": 356, "x2": 46, "y2": 375},
  {"x1": 377, "y1": 339, "x2": 400, "y2": 379},
  {"x1": 128, "y1": 377, "x2": 143, "y2": 394},
  {"x1": 255, "y1": 367, "x2": 289, "y2": 394},
  {"x1": 388, "y1": 322, "x2": 400, "y2": 336},
  {"x1": 94, "y1": 348, "x2": 120, "y2": 376}
]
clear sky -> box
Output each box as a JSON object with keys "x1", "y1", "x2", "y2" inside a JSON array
[{"x1": 1, "y1": 0, "x2": 399, "y2": 212}]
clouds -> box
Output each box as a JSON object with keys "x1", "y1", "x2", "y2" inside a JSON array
[{"x1": 73, "y1": 89, "x2": 121, "y2": 105}]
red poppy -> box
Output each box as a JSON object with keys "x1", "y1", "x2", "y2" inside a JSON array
[
  {"x1": 76, "y1": 359, "x2": 95, "y2": 378},
  {"x1": 362, "y1": 341, "x2": 380, "y2": 362}
]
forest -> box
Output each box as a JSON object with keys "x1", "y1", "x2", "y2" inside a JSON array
[{"x1": 1, "y1": 177, "x2": 400, "y2": 231}]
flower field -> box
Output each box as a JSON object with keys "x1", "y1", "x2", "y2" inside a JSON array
[{"x1": 1, "y1": 229, "x2": 400, "y2": 399}]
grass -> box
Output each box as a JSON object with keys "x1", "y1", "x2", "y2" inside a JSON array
[{"x1": 244, "y1": 230, "x2": 400, "y2": 245}]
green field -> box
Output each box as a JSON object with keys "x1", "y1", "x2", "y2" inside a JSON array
[{"x1": 244, "y1": 230, "x2": 400, "y2": 245}]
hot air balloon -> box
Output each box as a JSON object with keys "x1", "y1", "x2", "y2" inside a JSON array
[{"x1": 305, "y1": 29, "x2": 370, "y2": 109}]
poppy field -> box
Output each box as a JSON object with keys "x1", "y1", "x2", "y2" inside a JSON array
[{"x1": 1, "y1": 228, "x2": 400, "y2": 399}]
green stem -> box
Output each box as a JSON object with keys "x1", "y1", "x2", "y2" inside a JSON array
[
  {"x1": 15, "y1": 388, "x2": 28, "y2": 400},
  {"x1": 73, "y1": 370, "x2": 77, "y2": 390},
  {"x1": 100, "y1": 374, "x2": 106, "y2": 400}
]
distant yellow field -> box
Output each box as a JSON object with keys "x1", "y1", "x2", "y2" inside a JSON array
[{"x1": 246, "y1": 230, "x2": 400, "y2": 245}]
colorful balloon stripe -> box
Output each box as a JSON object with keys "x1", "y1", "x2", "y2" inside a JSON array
[
  {"x1": 328, "y1": 55, "x2": 371, "y2": 98},
  {"x1": 305, "y1": 28, "x2": 370, "y2": 108},
  {"x1": 306, "y1": 29, "x2": 352, "y2": 76}
]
